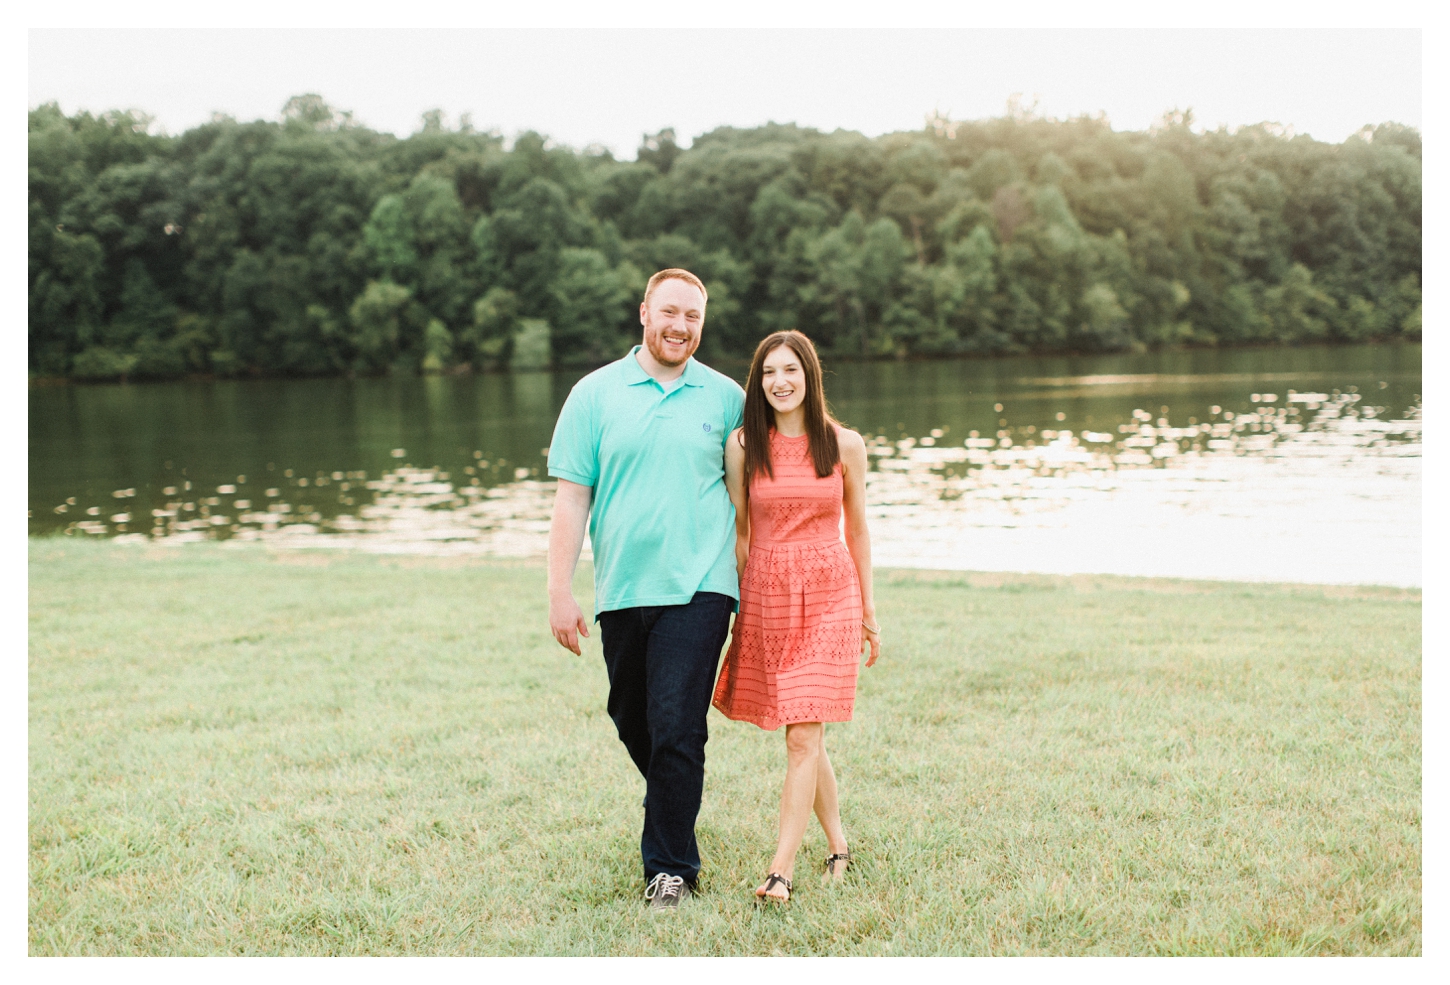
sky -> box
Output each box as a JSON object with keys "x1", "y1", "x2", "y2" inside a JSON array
[{"x1": 28, "y1": 28, "x2": 1422, "y2": 154}]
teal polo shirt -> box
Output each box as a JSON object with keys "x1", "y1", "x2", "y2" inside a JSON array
[{"x1": 548, "y1": 347, "x2": 746, "y2": 617}]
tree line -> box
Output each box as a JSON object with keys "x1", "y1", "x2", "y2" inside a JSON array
[{"x1": 29, "y1": 94, "x2": 1421, "y2": 381}]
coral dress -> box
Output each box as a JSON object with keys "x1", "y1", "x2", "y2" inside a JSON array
[{"x1": 712, "y1": 427, "x2": 863, "y2": 730}]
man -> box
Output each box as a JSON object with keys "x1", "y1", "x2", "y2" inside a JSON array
[{"x1": 546, "y1": 268, "x2": 745, "y2": 909}]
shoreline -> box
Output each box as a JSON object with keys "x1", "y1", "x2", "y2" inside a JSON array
[
  {"x1": 28, "y1": 536, "x2": 1422, "y2": 598},
  {"x1": 26, "y1": 338, "x2": 1422, "y2": 389}
]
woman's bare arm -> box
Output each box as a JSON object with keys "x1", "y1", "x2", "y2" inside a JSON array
[
  {"x1": 839, "y1": 428, "x2": 879, "y2": 666},
  {"x1": 726, "y1": 428, "x2": 750, "y2": 577}
]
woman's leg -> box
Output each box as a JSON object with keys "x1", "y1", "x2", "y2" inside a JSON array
[
  {"x1": 756, "y1": 721, "x2": 822, "y2": 898},
  {"x1": 813, "y1": 738, "x2": 849, "y2": 855}
]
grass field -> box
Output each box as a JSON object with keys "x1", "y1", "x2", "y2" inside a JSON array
[{"x1": 28, "y1": 539, "x2": 1421, "y2": 955}]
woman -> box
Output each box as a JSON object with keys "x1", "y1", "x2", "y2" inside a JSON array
[{"x1": 712, "y1": 330, "x2": 881, "y2": 903}]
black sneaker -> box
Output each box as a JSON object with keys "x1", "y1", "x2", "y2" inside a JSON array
[{"x1": 644, "y1": 873, "x2": 690, "y2": 909}]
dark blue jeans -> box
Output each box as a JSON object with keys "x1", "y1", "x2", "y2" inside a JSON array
[{"x1": 598, "y1": 591, "x2": 734, "y2": 887}]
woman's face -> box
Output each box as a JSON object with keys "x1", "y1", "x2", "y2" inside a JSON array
[{"x1": 761, "y1": 344, "x2": 807, "y2": 416}]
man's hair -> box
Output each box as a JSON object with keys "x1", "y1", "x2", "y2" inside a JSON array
[{"x1": 643, "y1": 268, "x2": 708, "y2": 306}]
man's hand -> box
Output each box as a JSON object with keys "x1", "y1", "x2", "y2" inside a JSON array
[
  {"x1": 547, "y1": 478, "x2": 594, "y2": 655},
  {"x1": 549, "y1": 593, "x2": 590, "y2": 655}
]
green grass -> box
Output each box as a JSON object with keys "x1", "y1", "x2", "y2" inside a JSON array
[{"x1": 29, "y1": 539, "x2": 1421, "y2": 955}]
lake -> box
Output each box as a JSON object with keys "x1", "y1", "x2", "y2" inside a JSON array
[{"x1": 29, "y1": 342, "x2": 1421, "y2": 587}]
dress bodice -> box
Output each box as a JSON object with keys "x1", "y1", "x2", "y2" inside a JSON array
[{"x1": 748, "y1": 429, "x2": 843, "y2": 548}]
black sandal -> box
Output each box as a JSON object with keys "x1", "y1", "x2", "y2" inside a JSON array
[
  {"x1": 822, "y1": 851, "x2": 852, "y2": 884},
  {"x1": 756, "y1": 872, "x2": 792, "y2": 903}
]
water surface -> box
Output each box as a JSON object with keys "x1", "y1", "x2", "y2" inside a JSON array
[{"x1": 29, "y1": 343, "x2": 1421, "y2": 587}]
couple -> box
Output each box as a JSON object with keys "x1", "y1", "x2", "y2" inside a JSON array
[{"x1": 546, "y1": 268, "x2": 881, "y2": 909}]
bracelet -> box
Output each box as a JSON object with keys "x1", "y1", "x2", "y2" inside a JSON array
[{"x1": 862, "y1": 621, "x2": 881, "y2": 634}]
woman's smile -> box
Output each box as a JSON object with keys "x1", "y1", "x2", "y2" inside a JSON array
[{"x1": 761, "y1": 346, "x2": 807, "y2": 415}]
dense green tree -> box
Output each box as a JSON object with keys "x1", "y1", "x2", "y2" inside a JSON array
[
  {"x1": 349, "y1": 280, "x2": 414, "y2": 372},
  {"x1": 546, "y1": 247, "x2": 637, "y2": 365},
  {"x1": 461, "y1": 286, "x2": 520, "y2": 367},
  {"x1": 28, "y1": 98, "x2": 1420, "y2": 380}
]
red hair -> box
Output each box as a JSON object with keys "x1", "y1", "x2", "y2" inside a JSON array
[{"x1": 643, "y1": 268, "x2": 708, "y2": 305}]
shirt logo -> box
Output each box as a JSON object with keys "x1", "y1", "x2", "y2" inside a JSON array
[{"x1": 702, "y1": 423, "x2": 712, "y2": 432}]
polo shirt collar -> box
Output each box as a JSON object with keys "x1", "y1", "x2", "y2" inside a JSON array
[{"x1": 623, "y1": 345, "x2": 703, "y2": 388}]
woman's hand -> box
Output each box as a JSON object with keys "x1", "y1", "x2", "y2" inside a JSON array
[{"x1": 861, "y1": 612, "x2": 881, "y2": 667}]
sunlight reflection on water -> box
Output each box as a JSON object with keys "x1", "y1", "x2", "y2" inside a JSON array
[
  {"x1": 865, "y1": 392, "x2": 1420, "y2": 587},
  {"x1": 70, "y1": 387, "x2": 1420, "y2": 587}
]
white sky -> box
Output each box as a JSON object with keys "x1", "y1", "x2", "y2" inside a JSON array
[{"x1": 29, "y1": 28, "x2": 1421, "y2": 154}]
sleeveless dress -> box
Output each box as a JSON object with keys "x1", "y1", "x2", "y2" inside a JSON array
[{"x1": 712, "y1": 427, "x2": 863, "y2": 730}]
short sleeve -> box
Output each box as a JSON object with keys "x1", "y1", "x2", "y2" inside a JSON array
[
  {"x1": 547, "y1": 384, "x2": 598, "y2": 487},
  {"x1": 726, "y1": 381, "x2": 745, "y2": 432}
]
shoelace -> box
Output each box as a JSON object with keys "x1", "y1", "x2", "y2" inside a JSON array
[{"x1": 645, "y1": 873, "x2": 685, "y2": 900}]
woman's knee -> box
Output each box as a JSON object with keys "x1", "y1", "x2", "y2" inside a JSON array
[{"x1": 784, "y1": 722, "x2": 823, "y2": 763}]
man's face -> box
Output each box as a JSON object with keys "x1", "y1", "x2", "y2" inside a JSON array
[{"x1": 640, "y1": 278, "x2": 706, "y2": 368}]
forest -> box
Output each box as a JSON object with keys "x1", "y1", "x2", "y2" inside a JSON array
[{"x1": 28, "y1": 95, "x2": 1421, "y2": 380}]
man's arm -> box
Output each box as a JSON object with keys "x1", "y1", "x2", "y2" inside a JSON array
[{"x1": 548, "y1": 478, "x2": 593, "y2": 655}]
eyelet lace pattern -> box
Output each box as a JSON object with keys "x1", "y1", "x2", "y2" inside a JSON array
[{"x1": 713, "y1": 427, "x2": 863, "y2": 731}]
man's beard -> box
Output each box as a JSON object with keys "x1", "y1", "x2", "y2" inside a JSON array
[{"x1": 643, "y1": 323, "x2": 699, "y2": 367}]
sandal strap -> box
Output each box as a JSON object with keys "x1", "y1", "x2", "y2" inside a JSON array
[
  {"x1": 824, "y1": 851, "x2": 852, "y2": 867},
  {"x1": 763, "y1": 872, "x2": 792, "y2": 893}
]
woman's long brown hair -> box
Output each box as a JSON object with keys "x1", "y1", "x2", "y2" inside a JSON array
[{"x1": 742, "y1": 330, "x2": 840, "y2": 485}]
